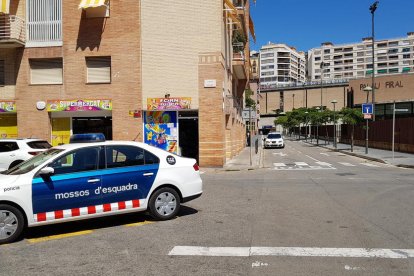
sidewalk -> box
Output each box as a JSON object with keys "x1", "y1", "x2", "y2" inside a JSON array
[
  {"x1": 302, "y1": 137, "x2": 414, "y2": 168},
  {"x1": 222, "y1": 136, "x2": 264, "y2": 171}
]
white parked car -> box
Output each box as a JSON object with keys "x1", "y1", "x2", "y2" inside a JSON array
[
  {"x1": 0, "y1": 139, "x2": 52, "y2": 171},
  {"x1": 0, "y1": 141, "x2": 202, "y2": 244},
  {"x1": 264, "y1": 132, "x2": 285, "y2": 149}
]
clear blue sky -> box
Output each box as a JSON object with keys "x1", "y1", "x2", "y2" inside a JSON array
[{"x1": 250, "y1": 0, "x2": 414, "y2": 52}]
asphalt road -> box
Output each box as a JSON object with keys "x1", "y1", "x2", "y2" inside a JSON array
[{"x1": 1, "y1": 140, "x2": 414, "y2": 275}]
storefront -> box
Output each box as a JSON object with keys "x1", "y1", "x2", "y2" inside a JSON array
[
  {"x1": 47, "y1": 99, "x2": 112, "y2": 146},
  {"x1": 144, "y1": 97, "x2": 198, "y2": 161},
  {"x1": 0, "y1": 101, "x2": 17, "y2": 138}
]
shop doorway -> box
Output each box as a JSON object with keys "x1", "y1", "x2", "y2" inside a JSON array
[
  {"x1": 178, "y1": 112, "x2": 198, "y2": 161},
  {"x1": 72, "y1": 117, "x2": 112, "y2": 140}
]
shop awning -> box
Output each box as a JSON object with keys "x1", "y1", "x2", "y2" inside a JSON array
[
  {"x1": 249, "y1": 15, "x2": 256, "y2": 43},
  {"x1": 79, "y1": 0, "x2": 106, "y2": 9},
  {"x1": 0, "y1": 0, "x2": 10, "y2": 14}
]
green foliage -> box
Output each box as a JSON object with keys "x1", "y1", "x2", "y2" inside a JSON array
[
  {"x1": 244, "y1": 89, "x2": 256, "y2": 108},
  {"x1": 232, "y1": 30, "x2": 246, "y2": 52},
  {"x1": 340, "y1": 107, "x2": 364, "y2": 126}
]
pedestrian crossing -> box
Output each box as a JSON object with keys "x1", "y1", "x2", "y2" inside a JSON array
[{"x1": 271, "y1": 161, "x2": 380, "y2": 170}]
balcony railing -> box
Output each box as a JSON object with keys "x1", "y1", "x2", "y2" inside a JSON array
[{"x1": 0, "y1": 15, "x2": 26, "y2": 45}]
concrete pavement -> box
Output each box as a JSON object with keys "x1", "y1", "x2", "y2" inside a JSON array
[{"x1": 222, "y1": 135, "x2": 264, "y2": 171}]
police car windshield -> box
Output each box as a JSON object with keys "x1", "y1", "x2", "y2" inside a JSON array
[
  {"x1": 2, "y1": 149, "x2": 64, "y2": 175},
  {"x1": 267, "y1": 134, "x2": 282, "y2": 139}
]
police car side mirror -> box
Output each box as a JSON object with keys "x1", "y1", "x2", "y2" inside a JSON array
[{"x1": 39, "y1": 167, "x2": 55, "y2": 176}]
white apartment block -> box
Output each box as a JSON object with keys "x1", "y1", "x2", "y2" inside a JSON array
[
  {"x1": 259, "y1": 43, "x2": 306, "y2": 87},
  {"x1": 308, "y1": 32, "x2": 414, "y2": 81}
]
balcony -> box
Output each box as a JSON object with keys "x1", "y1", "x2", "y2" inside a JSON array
[
  {"x1": 233, "y1": 48, "x2": 247, "y2": 80},
  {"x1": 0, "y1": 15, "x2": 25, "y2": 48}
]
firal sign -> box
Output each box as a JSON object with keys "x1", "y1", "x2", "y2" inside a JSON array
[{"x1": 362, "y1": 103, "x2": 373, "y2": 115}]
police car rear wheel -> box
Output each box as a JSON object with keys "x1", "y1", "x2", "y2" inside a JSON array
[
  {"x1": 0, "y1": 205, "x2": 24, "y2": 245},
  {"x1": 149, "y1": 188, "x2": 180, "y2": 220}
]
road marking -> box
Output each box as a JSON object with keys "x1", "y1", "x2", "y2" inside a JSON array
[
  {"x1": 316, "y1": 162, "x2": 331, "y2": 166},
  {"x1": 360, "y1": 163, "x2": 379, "y2": 167},
  {"x1": 125, "y1": 220, "x2": 154, "y2": 227},
  {"x1": 273, "y1": 163, "x2": 286, "y2": 167},
  {"x1": 27, "y1": 230, "x2": 93, "y2": 244},
  {"x1": 338, "y1": 162, "x2": 356, "y2": 167},
  {"x1": 168, "y1": 246, "x2": 414, "y2": 259},
  {"x1": 295, "y1": 162, "x2": 308, "y2": 166},
  {"x1": 320, "y1": 153, "x2": 330, "y2": 156},
  {"x1": 305, "y1": 155, "x2": 320, "y2": 162},
  {"x1": 272, "y1": 152, "x2": 287, "y2": 156},
  {"x1": 271, "y1": 167, "x2": 336, "y2": 171}
]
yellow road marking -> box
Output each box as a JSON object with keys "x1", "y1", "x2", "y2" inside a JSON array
[
  {"x1": 124, "y1": 220, "x2": 154, "y2": 227},
  {"x1": 27, "y1": 230, "x2": 93, "y2": 244}
]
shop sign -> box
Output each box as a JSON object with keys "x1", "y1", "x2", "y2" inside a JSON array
[
  {"x1": 144, "y1": 111, "x2": 178, "y2": 154},
  {"x1": 0, "y1": 101, "x2": 16, "y2": 113},
  {"x1": 147, "y1": 97, "x2": 191, "y2": 111},
  {"x1": 47, "y1": 99, "x2": 112, "y2": 112}
]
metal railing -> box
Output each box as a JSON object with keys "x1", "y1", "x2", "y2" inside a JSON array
[{"x1": 0, "y1": 15, "x2": 25, "y2": 42}]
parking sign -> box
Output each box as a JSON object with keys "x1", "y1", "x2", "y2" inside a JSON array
[{"x1": 362, "y1": 103, "x2": 373, "y2": 114}]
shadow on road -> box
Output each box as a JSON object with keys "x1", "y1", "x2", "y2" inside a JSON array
[{"x1": 23, "y1": 205, "x2": 199, "y2": 240}]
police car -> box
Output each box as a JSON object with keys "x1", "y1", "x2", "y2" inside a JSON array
[{"x1": 0, "y1": 141, "x2": 202, "y2": 244}]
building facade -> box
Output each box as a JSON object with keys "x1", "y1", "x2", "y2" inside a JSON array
[
  {"x1": 308, "y1": 32, "x2": 414, "y2": 81},
  {"x1": 259, "y1": 43, "x2": 306, "y2": 88},
  {"x1": 0, "y1": 0, "x2": 253, "y2": 167}
]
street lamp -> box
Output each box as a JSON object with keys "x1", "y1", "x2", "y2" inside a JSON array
[
  {"x1": 316, "y1": 106, "x2": 320, "y2": 145},
  {"x1": 292, "y1": 93, "x2": 295, "y2": 110},
  {"x1": 331, "y1": 100, "x2": 337, "y2": 148},
  {"x1": 320, "y1": 62, "x2": 325, "y2": 111},
  {"x1": 305, "y1": 111, "x2": 309, "y2": 141},
  {"x1": 363, "y1": 86, "x2": 372, "y2": 154},
  {"x1": 370, "y1": 1, "x2": 379, "y2": 121}
]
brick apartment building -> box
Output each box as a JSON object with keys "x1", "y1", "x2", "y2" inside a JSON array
[{"x1": 0, "y1": 0, "x2": 254, "y2": 167}]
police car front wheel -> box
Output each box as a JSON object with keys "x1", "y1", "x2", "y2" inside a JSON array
[
  {"x1": 149, "y1": 187, "x2": 180, "y2": 220},
  {"x1": 0, "y1": 204, "x2": 25, "y2": 245}
]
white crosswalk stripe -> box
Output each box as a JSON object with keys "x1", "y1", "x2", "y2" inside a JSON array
[
  {"x1": 316, "y1": 161, "x2": 332, "y2": 166},
  {"x1": 271, "y1": 162, "x2": 336, "y2": 171},
  {"x1": 360, "y1": 163, "x2": 379, "y2": 167},
  {"x1": 338, "y1": 162, "x2": 356, "y2": 167}
]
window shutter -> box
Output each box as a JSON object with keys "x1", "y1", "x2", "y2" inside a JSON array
[
  {"x1": 86, "y1": 57, "x2": 111, "y2": 83},
  {"x1": 30, "y1": 59, "x2": 63, "y2": 84}
]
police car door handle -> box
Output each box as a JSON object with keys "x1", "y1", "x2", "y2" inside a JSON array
[
  {"x1": 87, "y1": 178, "x2": 100, "y2": 183},
  {"x1": 143, "y1": 172, "x2": 154, "y2": 177}
]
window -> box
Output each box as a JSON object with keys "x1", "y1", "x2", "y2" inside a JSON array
[
  {"x1": 0, "y1": 60, "x2": 4, "y2": 86},
  {"x1": 315, "y1": 57, "x2": 321, "y2": 61},
  {"x1": 402, "y1": 48, "x2": 411, "y2": 52},
  {"x1": 30, "y1": 58, "x2": 63, "y2": 85},
  {"x1": 389, "y1": 68, "x2": 399, "y2": 73},
  {"x1": 0, "y1": 142, "x2": 19, "y2": 152},
  {"x1": 86, "y1": 57, "x2": 111, "y2": 83},
  {"x1": 27, "y1": 0, "x2": 62, "y2": 47},
  {"x1": 324, "y1": 49, "x2": 330, "y2": 54},
  {"x1": 50, "y1": 147, "x2": 100, "y2": 175},
  {"x1": 261, "y1": 53, "x2": 274, "y2": 58},
  {"x1": 105, "y1": 145, "x2": 159, "y2": 168},
  {"x1": 403, "y1": 54, "x2": 411, "y2": 59}
]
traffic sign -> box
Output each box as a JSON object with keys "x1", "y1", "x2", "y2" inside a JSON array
[
  {"x1": 362, "y1": 103, "x2": 373, "y2": 114},
  {"x1": 364, "y1": 114, "x2": 372, "y2": 119}
]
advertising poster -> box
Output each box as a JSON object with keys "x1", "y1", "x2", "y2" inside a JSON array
[
  {"x1": 144, "y1": 111, "x2": 178, "y2": 154},
  {"x1": 147, "y1": 97, "x2": 191, "y2": 110}
]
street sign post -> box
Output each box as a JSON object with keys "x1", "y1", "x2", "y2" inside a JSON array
[
  {"x1": 362, "y1": 103, "x2": 373, "y2": 115},
  {"x1": 362, "y1": 103, "x2": 373, "y2": 154}
]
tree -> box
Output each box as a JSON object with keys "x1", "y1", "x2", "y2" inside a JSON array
[
  {"x1": 244, "y1": 89, "x2": 256, "y2": 109},
  {"x1": 340, "y1": 107, "x2": 364, "y2": 152}
]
